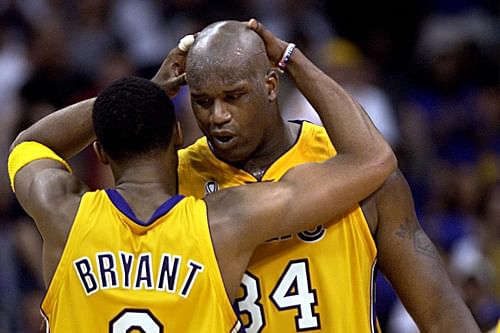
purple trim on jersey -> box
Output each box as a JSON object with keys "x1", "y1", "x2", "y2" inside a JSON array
[
  {"x1": 371, "y1": 260, "x2": 379, "y2": 333},
  {"x1": 105, "y1": 189, "x2": 184, "y2": 226}
]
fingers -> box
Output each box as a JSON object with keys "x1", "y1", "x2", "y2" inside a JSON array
[
  {"x1": 247, "y1": 18, "x2": 275, "y2": 44},
  {"x1": 247, "y1": 18, "x2": 289, "y2": 67},
  {"x1": 163, "y1": 73, "x2": 187, "y2": 98},
  {"x1": 247, "y1": 18, "x2": 265, "y2": 37},
  {"x1": 169, "y1": 73, "x2": 187, "y2": 87},
  {"x1": 247, "y1": 18, "x2": 258, "y2": 30}
]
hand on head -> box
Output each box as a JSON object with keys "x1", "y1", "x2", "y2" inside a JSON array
[
  {"x1": 151, "y1": 34, "x2": 196, "y2": 98},
  {"x1": 153, "y1": 18, "x2": 291, "y2": 98},
  {"x1": 246, "y1": 18, "x2": 290, "y2": 69}
]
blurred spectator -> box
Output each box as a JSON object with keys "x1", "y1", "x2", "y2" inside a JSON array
[
  {"x1": 449, "y1": 236, "x2": 500, "y2": 331},
  {"x1": 243, "y1": 0, "x2": 335, "y2": 56},
  {"x1": 0, "y1": 199, "x2": 21, "y2": 332},
  {"x1": 398, "y1": 9, "x2": 499, "y2": 209},
  {"x1": 0, "y1": 9, "x2": 30, "y2": 214},
  {"x1": 67, "y1": 0, "x2": 123, "y2": 81},
  {"x1": 109, "y1": 0, "x2": 171, "y2": 74}
]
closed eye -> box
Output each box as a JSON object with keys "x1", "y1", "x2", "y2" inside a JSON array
[
  {"x1": 193, "y1": 97, "x2": 213, "y2": 108},
  {"x1": 225, "y1": 92, "x2": 245, "y2": 102}
]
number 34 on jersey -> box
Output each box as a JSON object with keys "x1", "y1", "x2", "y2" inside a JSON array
[{"x1": 236, "y1": 259, "x2": 320, "y2": 333}]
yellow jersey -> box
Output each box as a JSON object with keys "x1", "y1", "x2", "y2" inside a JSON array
[
  {"x1": 178, "y1": 121, "x2": 380, "y2": 332},
  {"x1": 41, "y1": 189, "x2": 241, "y2": 333}
]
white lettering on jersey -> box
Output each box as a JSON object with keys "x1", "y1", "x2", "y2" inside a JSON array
[{"x1": 73, "y1": 252, "x2": 205, "y2": 297}]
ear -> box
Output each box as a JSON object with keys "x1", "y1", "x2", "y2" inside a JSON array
[
  {"x1": 93, "y1": 141, "x2": 110, "y2": 165},
  {"x1": 265, "y1": 69, "x2": 279, "y2": 102},
  {"x1": 173, "y1": 121, "x2": 184, "y2": 148}
]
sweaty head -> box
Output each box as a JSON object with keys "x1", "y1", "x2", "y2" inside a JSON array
[
  {"x1": 186, "y1": 21, "x2": 269, "y2": 88},
  {"x1": 92, "y1": 76, "x2": 176, "y2": 161}
]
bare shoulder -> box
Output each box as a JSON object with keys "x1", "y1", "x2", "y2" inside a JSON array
[
  {"x1": 373, "y1": 169, "x2": 443, "y2": 265},
  {"x1": 15, "y1": 161, "x2": 88, "y2": 242},
  {"x1": 33, "y1": 168, "x2": 86, "y2": 211}
]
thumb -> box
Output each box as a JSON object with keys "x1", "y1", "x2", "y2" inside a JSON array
[
  {"x1": 168, "y1": 73, "x2": 187, "y2": 87},
  {"x1": 164, "y1": 73, "x2": 187, "y2": 98}
]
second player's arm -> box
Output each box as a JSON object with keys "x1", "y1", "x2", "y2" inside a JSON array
[
  {"x1": 226, "y1": 19, "x2": 397, "y2": 233},
  {"x1": 374, "y1": 172, "x2": 481, "y2": 332}
]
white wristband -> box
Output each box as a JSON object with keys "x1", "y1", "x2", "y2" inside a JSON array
[{"x1": 278, "y1": 43, "x2": 296, "y2": 71}]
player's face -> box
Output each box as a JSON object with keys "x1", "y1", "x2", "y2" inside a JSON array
[{"x1": 189, "y1": 69, "x2": 275, "y2": 163}]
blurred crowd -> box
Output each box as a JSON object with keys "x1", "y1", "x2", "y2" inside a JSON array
[{"x1": 0, "y1": 0, "x2": 498, "y2": 332}]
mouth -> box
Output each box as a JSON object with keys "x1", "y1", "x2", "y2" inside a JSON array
[{"x1": 210, "y1": 133, "x2": 237, "y2": 149}]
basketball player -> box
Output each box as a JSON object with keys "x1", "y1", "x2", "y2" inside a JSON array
[
  {"x1": 178, "y1": 19, "x2": 480, "y2": 332},
  {"x1": 7, "y1": 29, "x2": 396, "y2": 332}
]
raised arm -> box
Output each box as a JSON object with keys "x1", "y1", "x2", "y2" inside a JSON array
[
  {"x1": 258, "y1": 18, "x2": 394, "y2": 225},
  {"x1": 10, "y1": 45, "x2": 189, "y2": 160},
  {"x1": 204, "y1": 20, "x2": 397, "y2": 299},
  {"x1": 208, "y1": 19, "x2": 396, "y2": 236},
  {"x1": 8, "y1": 45, "x2": 189, "y2": 285},
  {"x1": 10, "y1": 47, "x2": 188, "y2": 217}
]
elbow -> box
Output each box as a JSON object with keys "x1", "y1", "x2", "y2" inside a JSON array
[
  {"x1": 373, "y1": 145, "x2": 398, "y2": 180},
  {"x1": 384, "y1": 147, "x2": 398, "y2": 175}
]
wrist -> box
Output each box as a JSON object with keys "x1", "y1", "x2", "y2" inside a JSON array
[{"x1": 278, "y1": 43, "x2": 296, "y2": 71}]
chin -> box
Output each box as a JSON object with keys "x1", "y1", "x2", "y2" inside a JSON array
[{"x1": 213, "y1": 147, "x2": 251, "y2": 164}]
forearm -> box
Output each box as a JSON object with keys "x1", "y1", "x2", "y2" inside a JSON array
[
  {"x1": 285, "y1": 49, "x2": 392, "y2": 164},
  {"x1": 407, "y1": 288, "x2": 480, "y2": 333},
  {"x1": 425, "y1": 306, "x2": 480, "y2": 333},
  {"x1": 11, "y1": 98, "x2": 96, "y2": 159},
  {"x1": 376, "y1": 172, "x2": 480, "y2": 333}
]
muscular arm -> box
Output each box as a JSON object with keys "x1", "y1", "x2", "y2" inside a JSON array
[
  {"x1": 213, "y1": 20, "x2": 396, "y2": 239},
  {"x1": 10, "y1": 43, "x2": 190, "y2": 210},
  {"x1": 374, "y1": 171, "x2": 480, "y2": 332},
  {"x1": 206, "y1": 20, "x2": 397, "y2": 299},
  {"x1": 10, "y1": 46, "x2": 189, "y2": 285}
]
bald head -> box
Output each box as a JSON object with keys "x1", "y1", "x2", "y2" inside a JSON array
[{"x1": 186, "y1": 21, "x2": 269, "y2": 85}]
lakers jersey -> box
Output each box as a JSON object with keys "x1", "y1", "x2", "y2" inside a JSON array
[
  {"x1": 178, "y1": 121, "x2": 380, "y2": 332},
  {"x1": 41, "y1": 190, "x2": 241, "y2": 333}
]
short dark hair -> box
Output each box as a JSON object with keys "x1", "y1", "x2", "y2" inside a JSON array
[{"x1": 93, "y1": 76, "x2": 176, "y2": 161}]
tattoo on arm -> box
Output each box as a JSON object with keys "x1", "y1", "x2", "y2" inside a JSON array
[{"x1": 395, "y1": 218, "x2": 439, "y2": 259}]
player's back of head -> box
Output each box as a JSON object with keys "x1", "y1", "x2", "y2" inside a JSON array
[{"x1": 92, "y1": 76, "x2": 175, "y2": 161}]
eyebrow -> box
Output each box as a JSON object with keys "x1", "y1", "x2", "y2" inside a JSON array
[
  {"x1": 224, "y1": 85, "x2": 247, "y2": 94},
  {"x1": 190, "y1": 82, "x2": 248, "y2": 97},
  {"x1": 190, "y1": 92, "x2": 209, "y2": 98}
]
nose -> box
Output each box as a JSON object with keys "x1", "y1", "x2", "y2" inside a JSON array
[{"x1": 211, "y1": 99, "x2": 231, "y2": 126}]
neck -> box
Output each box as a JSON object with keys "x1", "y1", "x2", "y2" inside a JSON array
[
  {"x1": 237, "y1": 120, "x2": 300, "y2": 179},
  {"x1": 110, "y1": 155, "x2": 179, "y2": 222},
  {"x1": 111, "y1": 154, "x2": 178, "y2": 203}
]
